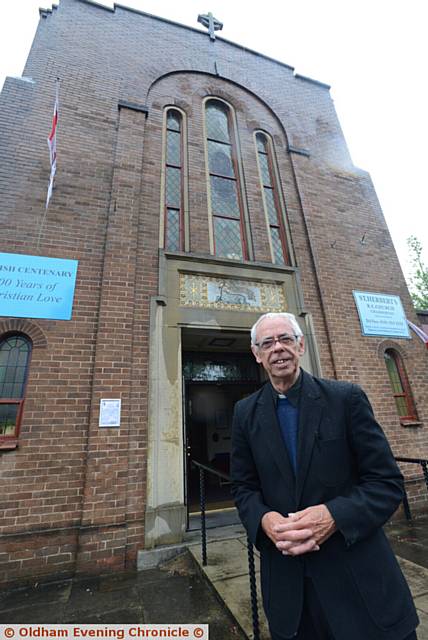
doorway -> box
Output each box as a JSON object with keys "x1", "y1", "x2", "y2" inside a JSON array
[
  {"x1": 185, "y1": 381, "x2": 259, "y2": 513},
  {"x1": 182, "y1": 331, "x2": 261, "y2": 520}
]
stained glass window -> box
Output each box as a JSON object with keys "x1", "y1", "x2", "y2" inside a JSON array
[
  {"x1": 166, "y1": 130, "x2": 181, "y2": 166},
  {"x1": 166, "y1": 166, "x2": 181, "y2": 208},
  {"x1": 208, "y1": 141, "x2": 234, "y2": 177},
  {"x1": 183, "y1": 352, "x2": 259, "y2": 382},
  {"x1": 384, "y1": 349, "x2": 417, "y2": 421},
  {"x1": 166, "y1": 209, "x2": 180, "y2": 252},
  {"x1": 213, "y1": 217, "x2": 243, "y2": 261},
  {"x1": 205, "y1": 100, "x2": 246, "y2": 260},
  {"x1": 256, "y1": 132, "x2": 289, "y2": 265},
  {"x1": 206, "y1": 103, "x2": 229, "y2": 143},
  {"x1": 163, "y1": 108, "x2": 184, "y2": 251},
  {"x1": 167, "y1": 111, "x2": 180, "y2": 131},
  {"x1": 270, "y1": 227, "x2": 285, "y2": 264},
  {"x1": 210, "y1": 176, "x2": 240, "y2": 218},
  {"x1": 258, "y1": 152, "x2": 271, "y2": 187},
  {"x1": 0, "y1": 334, "x2": 31, "y2": 441},
  {"x1": 264, "y1": 188, "x2": 277, "y2": 225}
]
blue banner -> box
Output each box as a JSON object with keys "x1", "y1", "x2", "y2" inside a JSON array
[
  {"x1": 0, "y1": 252, "x2": 78, "y2": 321},
  {"x1": 353, "y1": 291, "x2": 410, "y2": 338}
]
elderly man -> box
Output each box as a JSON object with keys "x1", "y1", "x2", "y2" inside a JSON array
[{"x1": 231, "y1": 312, "x2": 418, "y2": 640}]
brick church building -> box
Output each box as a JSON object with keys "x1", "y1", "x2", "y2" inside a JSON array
[{"x1": 1, "y1": 0, "x2": 427, "y2": 586}]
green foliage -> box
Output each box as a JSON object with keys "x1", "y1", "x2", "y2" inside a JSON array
[{"x1": 407, "y1": 235, "x2": 428, "y2": 310}]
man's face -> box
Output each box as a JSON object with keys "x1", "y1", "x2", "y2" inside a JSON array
[{"x1": 251, "y1": 317, "x2": 305, "y2": 388}]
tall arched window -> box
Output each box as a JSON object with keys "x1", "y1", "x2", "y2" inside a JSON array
[
  {"x1": 0, "y1": 334, "x2": 32, "y2": 445},
  {"x1": 384, "y1": 349, "x2": 417, "y2": 422},
  {"x1": 163, "y1": 108, "x2": 186, "y2": 251},
  {"x1": 205, "y1": 99, "x2": 247, "y2": 261},
  {"x1": 255, "y1": 132, "x2": 290, "y2": 265}
]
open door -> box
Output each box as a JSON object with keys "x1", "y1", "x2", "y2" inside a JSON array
[
  {"x1": 185, "y1": 381, "x2": 259, "y2": 512},
  {"x1": 182, "y1": 339, "x2": 261, "y2": 525}
]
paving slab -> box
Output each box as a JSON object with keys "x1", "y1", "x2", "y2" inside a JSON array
[
  {"x1": 189, "y1": 536, "x2": 269, "y2": 640},
  {"x1": 191, "y1": 537, "x2": 260, "y2": 582},
  {"x1": 387, "y1": 515, "x2": 428, "y2": 570},
  {"x1": 415, "y1": 594, "x2": 428, "y2": 616},
  {"x1": 398, "y1": 557, "x2": 428, "y2": 598},
  {"x1": 188, "y1": 518, "x2": 428, "y2": 640},
  {"x1": 416, "y1": 611, "x2": 428, "y2": 640},
  {"x1": 1, "y1": 515, "x2": 427, "y2": 639},
  {"x1": 211, "y1": 573, "x2": 270, "y2": 640},
  {"x1": 0, "y1": 603, "x2": 68, "y2": 624},
  {"x1": 0, "y1": 552, "x2": 246, "y2": 640}
]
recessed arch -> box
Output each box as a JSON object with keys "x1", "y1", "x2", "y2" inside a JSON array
[
  {"x1": 203, "y1": 96, "x2": 250, "y2": 260},
  {"x1": 145, "y1": 70, "x2": 299, "y2": 265},
  {"x1": 0, "y1": 332, "x2": 33, "y2": 447},
  {"x1": 254, "y1": 130, "x2": 291, "y2": 265},
  {"x1": 0, "y1": 319, "x2": 47, "y2": 349},
  {"x1": 379, "y1": 343, "x2": 418, "y2": 422},
  {"x1": 160, "y1": 105, "x2": 189, "y2": 252},
  {"x1": 146, "y1": 70, "x2": 292, "y2": 147}
]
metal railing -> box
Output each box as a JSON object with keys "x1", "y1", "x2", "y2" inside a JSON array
[
  {"x1": 191, "y1": 460, "x2": 260, "y2": 640},
  {"x1": 191, "y1": 456, "x2": 428, "y2": 637},
  {"x1": 395, "y1": 456, "x2": 428, "y2": 520}
]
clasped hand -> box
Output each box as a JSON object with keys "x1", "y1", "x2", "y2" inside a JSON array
[{"x1": 261, "y1": 505, "x2": 336, "y2": 556}]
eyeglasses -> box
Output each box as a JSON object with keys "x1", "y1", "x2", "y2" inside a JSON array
[{"x1": 255, "y1": 333, "x2": 299, "y2": 352}]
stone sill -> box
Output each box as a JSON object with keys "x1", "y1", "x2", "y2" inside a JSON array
[
  {"x1": 0, "y1": 438, "x2": 18, "y2": 451},
  {"x1": 400, "y1": 420, "x2": 423, "y2": 428}
]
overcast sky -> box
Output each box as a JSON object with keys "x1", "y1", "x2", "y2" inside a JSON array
[{"x1": 1, "y1": 0, "x2": 427, "y2": 282}]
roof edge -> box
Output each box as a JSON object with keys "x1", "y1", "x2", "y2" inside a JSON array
[
  {"x1": 76, "y1": 0, "x2": 114, "y2": 12},
  {"x1": 75, "y1": 0, "x2": 298, "y2": 74},
  {"x1": 75, "y1": 0, "x2": 333, "y2": 87},
  {"x1": 294, "y1": 73, "x2": 331, "y2": 90}
]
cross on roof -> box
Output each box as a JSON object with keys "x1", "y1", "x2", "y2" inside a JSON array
[{"x1": 197, "y1": 12, "x2": 223, "y2": 41}]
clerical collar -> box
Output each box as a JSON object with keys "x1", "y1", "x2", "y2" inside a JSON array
[{"x1": 270, "y1": 369, "x2": 302, "y2": 408}]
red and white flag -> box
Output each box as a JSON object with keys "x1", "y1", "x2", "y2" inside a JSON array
[{"x1": 46, "y1": 81, "x2": 59, "y2": 208}]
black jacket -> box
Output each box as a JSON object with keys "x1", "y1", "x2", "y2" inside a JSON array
[{"x1": 231, "y1": 370, "x2": 418, "y2": 640}]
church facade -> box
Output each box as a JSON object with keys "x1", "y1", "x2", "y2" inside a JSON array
[{"x1": 1, "y1": 0, "x2": 427, "y2": 586}]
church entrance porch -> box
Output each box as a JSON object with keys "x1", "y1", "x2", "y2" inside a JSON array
[{"x1": 144, "y1": 253, "x2": 321, "y2": 548}]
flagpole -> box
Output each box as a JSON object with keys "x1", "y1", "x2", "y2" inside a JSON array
[{"x1": 36, "y1": 77, "x2": 60, "y2": 252}]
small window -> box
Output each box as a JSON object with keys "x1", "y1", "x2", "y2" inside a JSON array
[
  {"x1": 163, "y1": 108, "x2": 186, "y2": 251},
  {"x1": 384, "y1": 349, "x2": 417, "y2": 422},
  {"x1": 255, "y1": 132, "x2": 290, "y2": 265},
  {"x1": 0, "y1": 334, "x2": 32, "y2": 447},
  {"x1": 205, "y1": 99, "x2": 247, "y2": 261}
]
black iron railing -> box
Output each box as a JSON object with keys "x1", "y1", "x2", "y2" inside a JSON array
[
  {"x1": 191, "y1": 460, "x2": 260, "y2": 640},
  {"x1": 395, "y1": 457, "x2": 428, "y2": 520},
  {"x1": 190, "y1": 456, "x2": 427, "y2": 638}
]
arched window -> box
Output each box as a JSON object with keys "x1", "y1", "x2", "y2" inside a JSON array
[
  {"x1": 255, "y1": 132, "x2": 290, "y2": 265},
  {"x1": 384, "y1": 349, "x2": 417, "y2": 422},
  {"x1": 205, "y1": 99, "x2": 247, "y2": 261},
  {"x1": 162, "y1": 108, "x2": 186, "y2": 251},
  {"x1": 0, "y1": 334, "x2": 32, "y2": 445}
]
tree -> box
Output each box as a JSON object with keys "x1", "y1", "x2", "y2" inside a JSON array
[{"x1": 406, "y1": 235, "x2": 428, "y2": 310}]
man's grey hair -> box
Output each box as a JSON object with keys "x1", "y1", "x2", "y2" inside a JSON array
[{"x1": 250, "y1": 312, "x2": 303, "y2": 346}]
